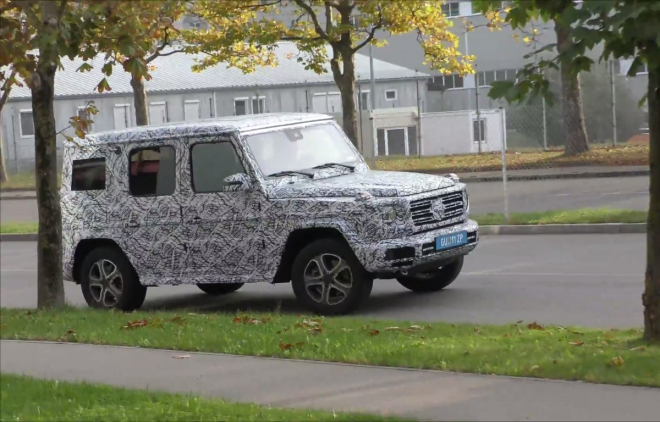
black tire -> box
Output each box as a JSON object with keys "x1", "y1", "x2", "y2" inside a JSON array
[
  {"x1": 396, "y1": 256, "x2": 464, "y2": 293},
  {"x1": 291, "y1": 238, "x2": 373, "y2": 316},
  {"x1": 80, "y1": 247, "x2": 147, "y2": 311},
  {"x1": 196, "y1": 283, "x2": 244, "y2": 295}
]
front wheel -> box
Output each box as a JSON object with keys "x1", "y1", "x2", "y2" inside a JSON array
[
  {"x1": 291, "y1": 238, "x2": 373, "y2": 316},
  {"x1": 396, "y1": 256, "x2": 464, "y2": 293},
  {"x1": 80, "y1": 247, "x2": 147, "y2": 311},
  {"x1": 196, "y1": 283, "x2": 244, "y2": 296}
]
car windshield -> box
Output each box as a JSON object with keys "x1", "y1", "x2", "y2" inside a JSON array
[{"x1": 245, "y1": 123, "x2": 361, "y2": 177}]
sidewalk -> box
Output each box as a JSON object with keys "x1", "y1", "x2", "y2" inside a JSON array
[{"x1": 1, "y1": 340, "x2": 657, "y2": 421}]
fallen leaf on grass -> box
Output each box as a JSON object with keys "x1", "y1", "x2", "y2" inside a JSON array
[
  {"x1": 308, "y1": 327, "x2": 323, "y2": 334},
  {"x1": 530, "y1": 365, "x2": 541, "y2": 372},
  {"x1": 385, "y1": 327, "x2": 401, "y2": 331},
  {"x1": 170, "y1": 316, "x2": 187, "y2": 325},
  {"x1": 610, "y1": 356, "x2": 625, "y2": 367},
  {"x1": 122, "y1": 319, "x2": 148, "y2": 330},
  {"x1": 408, "y1": 325, "x2": 423, "y2": 331},
  {"x1": 604, "y1": 332, "x2": 614, "y2": 339},
  {"x1": 233, "y1": 315, "x2": 271, "y2": 325},
  {"x1": 569, "y1": 341, "x2": 585, "y2": 346},
  {"x1": 369, "y1": 329, "x2": 380, "y2": 336},
  {"x1": 628, "y1": 346, "x2": 646, "y2": 352},
  {"x1": 503, "y1": 333, "x2": 510, "y2": 338},
  {"x1": 172, "y1": 354, "x2": 190, "y2": 359},
  {"x1": 570, "y1": 330, "x2": 585, "y2": 335},
  {"x1": 341, "y1": 328, "x2": 355, "y2": 332},
  {"x1": 278, "y1": 341, "x2": 305, "y2": 351},
  {"x1": 473, "y1": 327, "x2": 482, "y2": 334},
  {"x1": 527, "y1": 322, "x2": 544, "y2": 330}
]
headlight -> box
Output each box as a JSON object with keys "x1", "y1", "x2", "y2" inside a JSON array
[
  {"x1": 382, "y1": 206, "x2": 397, "y2": 223},
  {"x1": 463, "y1": 190, "x2": 470, "y2": 216}
]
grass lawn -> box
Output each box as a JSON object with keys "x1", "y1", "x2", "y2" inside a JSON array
[
  {"x1": 374, "y1": 144, "x2": 649, "y2": 173},
  {"x1": 0, "y1": 373, "x2": 402, "y2": 422},
  {"x1": 0, "y1": 208, "x2": 646, "y2": 235},
  {"x1": 475, "y1": 208, "x2": 647, "y2": 226},
  {"x1": 1, "y1": 308, "x2": 658, "y2": 387}
]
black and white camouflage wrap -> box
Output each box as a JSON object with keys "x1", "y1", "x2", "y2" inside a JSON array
[{"x1": 61, "y1": 113, "x2": 479, "y2": 286}]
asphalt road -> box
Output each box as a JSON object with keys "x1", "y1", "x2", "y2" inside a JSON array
[
  {"x1": 0, "y1": 177, "x2": 648, "y2": 224},
  {"x1": 1, "y1": 234, "x2": 646, "y2": 328}
]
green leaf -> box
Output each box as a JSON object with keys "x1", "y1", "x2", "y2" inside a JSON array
[
  {"x1": 102, "y1": 63, "x2": 113, "y2": 77},
  {"x1": 76, "y1": 62, "x2": 93, "y2": 73},
  {"x1": 487, "y1": 81, "x2": 515, "y2": 100},
  {"x1": 637, "y1": 93, "x2": 648, "y2": 108},
  {"x1": 96, "y1": 78, "x2": 111, "y2": 93},
  {"x1": 627, "y1": 57, "x2": 645, "y2": 77}
]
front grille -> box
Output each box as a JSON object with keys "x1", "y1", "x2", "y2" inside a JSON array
[{"x1": 410, "y1": 190, "x2": 466, "y2": 228}]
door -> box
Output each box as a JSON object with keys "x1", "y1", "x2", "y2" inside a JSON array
[
  {"x1": 113, "y1": 105, "x2": 130, "y2": 129},
  {"x1": 313, "y1": 94, "x2": 327, "y2": 113},
  {"x1": 107, "y1": 144, "x2": 183, "y2": 282},
  {"x1": 184, "y1": 101, "x2": 201, "y2": 122},
  {"x1": 182, "y1": 138, "x2": 265, "y2": 280},
  {"x1": 149, "y1": 103, "x2": 167, "y2": 125}
]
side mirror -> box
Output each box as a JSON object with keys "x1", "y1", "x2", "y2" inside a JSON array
[{"x1": 223, "y1": 173, "x2": 252, "y2": 191}]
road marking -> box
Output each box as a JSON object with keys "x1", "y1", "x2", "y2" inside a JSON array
[{"x1": 463, "y1": 272, "x2": 640, "y2": 277}]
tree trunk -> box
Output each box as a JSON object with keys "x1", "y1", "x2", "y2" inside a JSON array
[
  {"x1": 30, "y1": 1, "x2": 65, "y2": 309},
  {"x1": 130, "y1": 74, "x2": 149, "y2": 126},
  {"x1": 643, "y1": 68, "x2": 660, "y2": 342},
  {"x1": 330, "y1": 51, "x2": 359, "y2": 148},
  {"x1": 0, "y1": 130, "x2": 8, "y2": 184},
  {"x1": 554, "y1": 20, "x2": 589, "y2": 156}
]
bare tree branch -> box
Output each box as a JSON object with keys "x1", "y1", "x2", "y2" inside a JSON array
[
  {"x1": 351, "y1": 6, "x2": 383, "y2": 53},
  {"x1": 291, "y1": 0, "x2": 329, "y2": 40},
  {"x1": 0, "y1": 69, "x2": 18, "y2": 112}
]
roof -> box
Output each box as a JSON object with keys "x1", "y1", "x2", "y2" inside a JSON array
[
  {"x1": 75, "y1": 112, "x2": 334, "y2": 146},
  {"x1": 8, "y1": 42, "x2": 429, "y2": 100}
]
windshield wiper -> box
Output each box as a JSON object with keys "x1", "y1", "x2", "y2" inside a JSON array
[
  {"x1": 267, "y1": 170, "x2": 314, "y2": 178},
  {"x1": 311, "y1": 162, "x2": 356, "y2": 171}
]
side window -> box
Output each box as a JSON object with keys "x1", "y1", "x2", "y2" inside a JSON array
[
  {"x1": 129, "y1": 146, "x2": 176, "y2": 196},
  {"x1": 72, "y1": 158, "x2": 106, "y2": 191},
  {"x1": 191, "y1": 141, "x2": 246, "y2": 193}
]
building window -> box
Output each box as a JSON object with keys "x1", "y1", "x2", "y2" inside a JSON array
[
  {"x1": 191, "y1": 141, "x2": 246, "y2": 193},
  {"x1": 234, "y1": 98, "x2": 248, "y2": 116},
  {"x1": 385, "y1": 89, "x2": 397, "y2": 101},
  {"x1": 473, "y1": 119, "x2": 486, "y2": 143},
  {"x1": 129, "y1": 146, "x2": 176, "y2": 196},
  {"x1": 441, "y1": 1, "x2": 460, "y2": 17},
  {"x1": 428, "y1": 74, "x2": 464, "y2": 91},
  {"x1": 477, "y1": 69, "x2": 520, "y2": 87},
  {"x1": 252, "y1": 97, "x2": 266, "y2": 114},
  {"x1": 19, "y1": 110, "x2": 35, "y2": 137},
  {"x1": 71, "y1": 158, "x2": 105, "y2": 191},
  {"x1": 358, "y1": 91, "x2": 370, "y2": 110}
]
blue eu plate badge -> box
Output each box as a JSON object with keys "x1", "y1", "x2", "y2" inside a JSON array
[{"x1": 435, "y1": 231, "x2": 468, "y2": 251}]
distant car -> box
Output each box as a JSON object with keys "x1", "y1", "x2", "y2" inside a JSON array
[{"x1": 60, "y1": 113, "x2": 479, "y2": 315}]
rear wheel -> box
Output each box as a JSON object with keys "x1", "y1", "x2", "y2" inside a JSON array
[
  {"x1": 291, "y1": 238, "x2": 373, "y2": 316},
  {"x1": 80, "y1": 247, "x2": 147, "y2": 311},
  {"x1": 196, "y1": 283, "x2": 244, "y2": 296},
  {"x1": 396, "y1": 256, "x2": 464, "y2": 293}
]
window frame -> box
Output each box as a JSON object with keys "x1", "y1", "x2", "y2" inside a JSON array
[
  {"x1": 441, "y1": 1, "x2": 461, "y2": 17},
  {"x1": 251, "y1": 96, "x2": 267, "y2": 114},
  {"x1": 19, "y1": 109, "x2": 35, "y2": 138},
  {"x1": 71, "y1": 157, "x2": 106, "y2": 191},
  {"x1": 473, "y1": 118, "x2": 487, "y2": 143},
  {"x1": 357, "y1": 90, "x2": 370, "y2": 110},
  {"x1": 385, "y1": 89, "x2": 398, "y2": 101},
  {"x1": 234, "y1": 97, "x2": 249, "y2": 116},
  {"x1": 127, "y1": 145, "x2": 177, "y2": 197},
  {"x1": 189, "y1": 139, "x2": 248, "y2": 194}
]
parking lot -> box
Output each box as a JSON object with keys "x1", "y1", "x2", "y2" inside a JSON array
[{"x1": 1, "y1": 233, "x2": 646, "y2": 328}]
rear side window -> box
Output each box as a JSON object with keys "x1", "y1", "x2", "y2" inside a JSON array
[
  {"x1": 129, "y1": 146, "x2": 176, "y2": 196},
  {"x1": 71, "y1": 158, "x2": 106, "y2": 191},
  {"x1": 191, "y1": 141, "x2": 246, "y2": 193}
]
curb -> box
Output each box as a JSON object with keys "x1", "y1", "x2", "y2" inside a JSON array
[
  {"x1": 478, "y1": 223, "x2": 646, "y2": 235},
  {"x1": 0, "y1": 233, "x2": 38, "y2": 241},
  {"x1": 445, "y1": 170, "x2": 648, "y2": 183},
  {"x1": 0, "y1": 223, "x2": 646, "y2": 242}
]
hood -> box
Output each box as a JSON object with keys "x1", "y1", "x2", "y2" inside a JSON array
[{"x1": 266, "y1": 170, "x2": 456, "y2": 199}]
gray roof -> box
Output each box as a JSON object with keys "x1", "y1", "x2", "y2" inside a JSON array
[
  {"x1": 76, "y1": 112, "x2": 335, "y2": 146},
  {"x1": 8, "y1": 42, "x2": 429, "y2": 100}
]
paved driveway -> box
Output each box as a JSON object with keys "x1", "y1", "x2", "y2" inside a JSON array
[{"x1": 0, "y1": 234, "x2": 646, "y2": 328}]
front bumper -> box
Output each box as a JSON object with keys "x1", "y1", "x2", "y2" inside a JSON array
[{"x1": 354, "y1": 219, "x2": 479, "y2": 275}]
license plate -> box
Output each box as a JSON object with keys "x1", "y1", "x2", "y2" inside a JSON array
[{"x1": 435, "y1": 231, "x2": 468, "y2": 251}]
